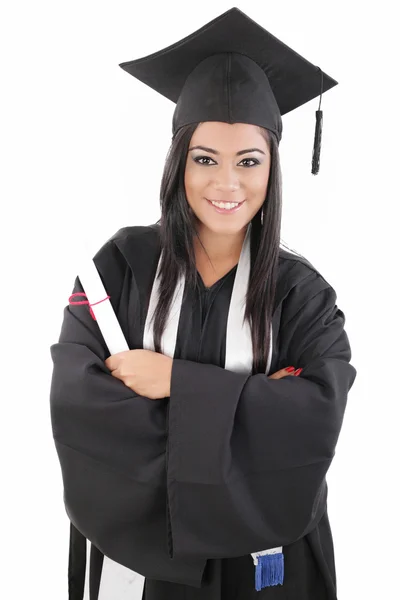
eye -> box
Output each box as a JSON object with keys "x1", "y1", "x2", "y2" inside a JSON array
[
  {"x1": 193, "y1": 156, "x2": 260, "y2": 167},
  {"x1": 240, "y1": 158, "x2": 260, "y2": 167},
  {"x1": 193, "y1": 156, "x2": 216, "y2": 166}
]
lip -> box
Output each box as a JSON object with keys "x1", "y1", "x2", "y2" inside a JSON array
[
  {"x1": 206, "y1": 198, "x2": 246, "y2": 215},
  {"x1": 207, "y1": 199, "x2": 245, "y2": 204}
]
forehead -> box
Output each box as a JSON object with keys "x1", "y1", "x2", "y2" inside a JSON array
[{"x1": 190, "y1": 121, "x2": 267, "y2": 150}]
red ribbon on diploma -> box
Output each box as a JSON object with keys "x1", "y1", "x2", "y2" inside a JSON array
[{"x1": 68, "y1": 292, "x2": 110, "y2": 321}]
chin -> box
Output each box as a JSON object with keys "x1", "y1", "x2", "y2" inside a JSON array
[{"x1": 199, "y1": 214, "x2": 248, "y2": 235}]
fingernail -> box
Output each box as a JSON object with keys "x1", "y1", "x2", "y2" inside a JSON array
[
  {"x1": 294, "y1": 368, "x2": 303, "y2": 376},
  {"x1": 285, "y1": 366, "x2": 295, "y2": 372}
]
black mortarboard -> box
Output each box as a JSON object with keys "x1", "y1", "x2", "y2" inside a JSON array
[{"x1": 119, "y1": 7, "x2": 338, "y2": 175}]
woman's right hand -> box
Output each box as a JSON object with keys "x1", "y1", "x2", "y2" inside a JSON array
[{"x1": 268, "y1": 366, "x2": 302, "y2": 379}]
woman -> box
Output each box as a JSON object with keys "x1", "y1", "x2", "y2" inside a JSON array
[{"x1": 50, "y1": 8, "x2": 357, "y2": 600}]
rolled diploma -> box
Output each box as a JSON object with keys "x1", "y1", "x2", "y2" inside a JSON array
[{"x1": 78, "y1": 255, "x2": 129, "y2": 355}]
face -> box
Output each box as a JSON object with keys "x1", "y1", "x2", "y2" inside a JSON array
[{"x1": 184, "y1": 121, "x2": 271, "y2": 236}]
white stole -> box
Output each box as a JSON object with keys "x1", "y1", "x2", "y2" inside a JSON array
[
  {"x1": 143, "y1": 220, "x2": 281, "y2": 574},
  {"x1": 143, "y1": 221, "x2": 273, "y2": 374},
  {"x1": 82, "y1": 220, "x2": 280, "y2": 599}
]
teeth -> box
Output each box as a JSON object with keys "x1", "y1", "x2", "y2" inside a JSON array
[{"x1": 210, "y1": 201, "x2": 240, "y2": 209}]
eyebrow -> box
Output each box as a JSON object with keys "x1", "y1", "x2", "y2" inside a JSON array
[{"x1": 188, "y1": 145, "x2": 266, "y2": 156}]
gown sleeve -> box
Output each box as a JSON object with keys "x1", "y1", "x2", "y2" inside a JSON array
[
  {"x1": 166, "y1": 270, "x2": 357, "y2": 561},
  {"x1": 49, "y1": 238, "x2": 173, "y2": 576},
  {"x1": 50, "y1": 238, "x2": 167, "y2": 475}
]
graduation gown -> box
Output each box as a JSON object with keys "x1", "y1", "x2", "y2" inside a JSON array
[{"x1": 49, "y1": 223, "x2": 357, "y2": 599}]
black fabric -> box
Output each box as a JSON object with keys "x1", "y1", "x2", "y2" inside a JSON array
[
  {"x1": 197, "y1": 266, "x2": 238, "y2": 327},
  {"x1": 167, "y1": 284, "x2": 353, "y2": 560},
  {"x1": 89, "y1": 544, "x2": 104, "y2": 600},
  {"x1": 50, "y1": 223, "x2": 356, "y2": 599},
  {"x1": 142, "y1": 535, "x2": 327, "y2": 600},
  {"x1": 68, "y1": 522, "x2": 86, "y2": 600},
  {"x1": 51, "y1": 226, "x2": 208, "y2": 589},
  {"x1": 118, "y1": 7, "x2": 338, "y2": 138}
]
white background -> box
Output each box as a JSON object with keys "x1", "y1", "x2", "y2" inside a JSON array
[{"x1": 1, "y1": 1, "x2": 399, "y2": 598}]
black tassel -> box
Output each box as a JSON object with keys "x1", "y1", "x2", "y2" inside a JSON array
[
  {"x1": 311, "y1": 109, "x2": 323, "y2": 175},
  {"x1": 311, "y1": 67, "x2": 324, "y2": 175}
]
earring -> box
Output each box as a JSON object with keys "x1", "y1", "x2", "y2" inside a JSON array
[{"x1": 260, "y1": 207, "x2": 264, "y2": 226}]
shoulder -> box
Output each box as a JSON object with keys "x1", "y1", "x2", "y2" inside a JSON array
[
  {"x1": 110, "y1": 223, "x2": 160, "y2": 245},
  {"x1": 87, "y1": 223, "x2": 161, "y2": 320},
  {"x1": 276, "y1": 245, "x2": 337, "y2": 317},
  {"x1": 100, "y1": 222, "x2": 160, "y2": 253},
  {"x1": 93, "y1": 222, "x2": 161, "y2": 271},
  {"x1": 278, "y1": 245, "x2": 331, "y2": 286}
]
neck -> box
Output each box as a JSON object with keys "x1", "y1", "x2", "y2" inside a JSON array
[{"x1": 194, "y1": 222, "x2": 248, "y2": 264}]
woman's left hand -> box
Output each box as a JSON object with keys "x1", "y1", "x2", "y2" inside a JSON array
[{"x1": 105, "y1": 349, "x2": 173, "y2": 400}]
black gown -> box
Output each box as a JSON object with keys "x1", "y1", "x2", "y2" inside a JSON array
[{"x1": 49, "y1": 223, "x2": 357, "y2": 600}]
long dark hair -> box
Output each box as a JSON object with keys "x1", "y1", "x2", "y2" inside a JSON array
[{"x1": 151, "y1": 122, "x2": 282, "y2": 375}]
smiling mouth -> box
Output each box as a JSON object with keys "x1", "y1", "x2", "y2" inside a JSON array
[{"x1": 206, "y1": 198, "x2": 246, "y2": 205}]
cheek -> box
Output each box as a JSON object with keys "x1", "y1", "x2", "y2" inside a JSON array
[
  {"x1": 184, "y1": 164, "x2": 207, "y2": 196},
  {"x1": 248, "y1": 169, "x2": 270, "y2": 195}
]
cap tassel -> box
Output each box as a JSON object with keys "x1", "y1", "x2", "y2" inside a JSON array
[{"x1": 311, "y1": 67, "x2": 324, "y2": 175}]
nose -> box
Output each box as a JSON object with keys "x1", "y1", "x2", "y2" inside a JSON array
[{"x1": 213, "y1": 163, "x2": 240, "y2": 192}]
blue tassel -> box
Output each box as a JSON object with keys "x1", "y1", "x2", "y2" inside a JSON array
[{"x1": 254, "y1": 552, "x2": 284, "y2": 591}]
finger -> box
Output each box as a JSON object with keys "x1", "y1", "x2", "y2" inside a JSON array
[
  {"x1": 105, "y1": 357, "x2": 115, "y2": 371},
  {"x1": 105, "y1": 351, "x2": 127, "y2": 371},
  {"x1": 268, "y1": 366, "x2": 297, "y2": 380}
]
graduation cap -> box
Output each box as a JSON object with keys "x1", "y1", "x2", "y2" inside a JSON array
[{"x1": 119, "y1": 7, "x2": 338, "y2": 175}]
